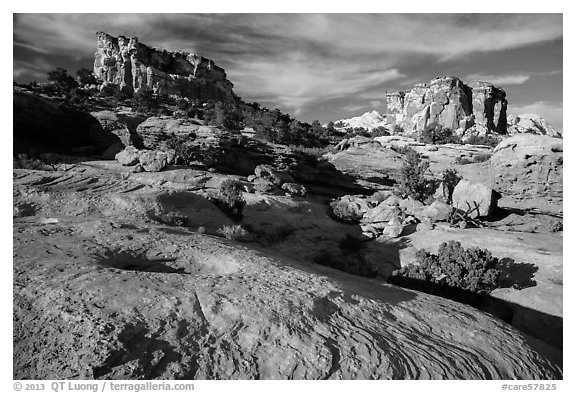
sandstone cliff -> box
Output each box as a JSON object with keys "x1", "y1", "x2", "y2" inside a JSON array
[
  {"x1": 93, "y1": 32, "x2": 235, "y2": 101},
  {"x1": 386, "y1": 76, "x2": 507, "y2": 137}
]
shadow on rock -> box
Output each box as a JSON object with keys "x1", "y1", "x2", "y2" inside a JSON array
[
  {"x1": 92, "y1": 321, "x2": 183, "y2": 379},
  {"x1": 388, "y1": 275, "x2": 562, "y2": 358},
  {"x1": 497, "y1": 258, "x2": 538, "y2": 289},
  {"x1": 95, "y1": 249, "x2": 189, "y2": 275}
]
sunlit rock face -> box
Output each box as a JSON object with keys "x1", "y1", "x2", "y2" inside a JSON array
[
  {"x1": 386, "y1": 76, "x2": 508, "y2": 136},
  {"x1": 93, "y1": 32, "x2": 235, "y2": 101}
]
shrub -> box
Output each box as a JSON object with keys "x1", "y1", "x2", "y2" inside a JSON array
[
  {"x1": 441, "y1": 169, "x2": 462, "y2": 205},
  {"x1": 393, "y1": 241, "x2": 500, "y2": 294},
  {"x1": 419, "y1": 123, "x2": 462, "y2": 145},
  {"x1": 213, "y1": 179, "x2": 246, "y2": 221},
  {"x1": 330, "y1": 199, "x2": 365, "y2": 224},
  {"x1": 455, "y1": 153, "x2": 491, "y2": 165},
  {"x1": 47, "y1": 67, "x2": 78, "y2": 93},
  {"x1": 371, "y1": 126, "x2": 390, "y2": 137},
  {"x1": 392, "y1": 124, "x2": 405, "y2": 134},
  {"x1": 76, "y1": 67, "x2": 97, "y2": 86},
  {"x1": 217, "y1": 225, "x2": 250, "y2": 241},
  {"x1": 390, "y1": 144, "x2": 416, "y2": 155},
  {"x1": 132, "y1": 90, "x2": 160, "y2": 114},
  {"x1": 466, "y1": 134, "x2": 500, "y2": 147},
  {"x1": 164, "y1": 133, "x2": 197, "y2": 164},
  {"x1": 148, "y1": 211, "x2": 188, "y2": 227},
  {"x1": 396, "y1": 148, "x2": 434, "y2": 202},
  {"x1": 549, "y1": 219, "x2": 563, "y2": 233},
  {"x1": 13, "y1": 154, "x2": 54, "y2": 171}
]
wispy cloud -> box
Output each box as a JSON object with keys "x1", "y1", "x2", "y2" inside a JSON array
[
  {"x1": 13, "y1": 58, "x2": 53, "y2": 80},
  {"x1": 465, "y1": 73, "x2": 531, "y2": 85},
  {"x1": 13, "y1": 14, "x2": 562, "y2": 121},
  {"x1": 229, "y1": 58, "x2": 402, "y2": 112}
]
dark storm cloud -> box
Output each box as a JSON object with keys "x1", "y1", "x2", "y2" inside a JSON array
[{"x1": 13, "y1": 14, "x2": 562, "y2": 128}]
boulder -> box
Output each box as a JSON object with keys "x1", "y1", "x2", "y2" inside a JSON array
[
  {"x1": 381, "y1": 216, "x2": 405, "y2": 238},
  {"x1": 415, "y1": 200, "x2": 454, "y2": 222},
  {"x1": 452, "y1": 180, "x2": 496, "y2": 218},
  {"x1": 398, "y1": 198, "x2": 424, "y2": 215},
  {"x1": 252, "y1": 177, "x2": 276, "y2": 194},
  {"x1": 281, "y1": 183, "x2": 307, "y2": 197},
  {"x1": 91, "y1": 110, "x2": 147, "y2": 148},
  {"x1": 363, "y1": 203, "x2": 401, "y2": 224},
  {"x1": 331, "y1": 195, "x2": 371, "y2": 221},
  {"x1": 139, "y1": 150, "x2": 168, "y2": 172},
  {"x1": 115, "y1": 146, "x2": 140, "y2": 166},
  {"x1": 254, "y1": 164, "x2": 294, "y2": 186},
  {"x1": 130, "y1": 164, "x2": 144, "y2": 173},
  {"x1": 416, "y1": 219, "x2": 434, "y2": 232},
  {"x1": 135, "y1": 116, "x2": 201, "y2": 149}
]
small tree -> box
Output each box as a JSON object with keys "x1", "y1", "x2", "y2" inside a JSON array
[
  {"x1": 76, "y1": 67, "x2": 97, "y2": 86},
  {"x1": 393, "y1": 241, "x2": 500, "y2": 294},
  {"x1": 441, "y1": 169, "x2": 462, "y2": 205},
  {"x1": 419, "y1": 122, "x2": 462, "y2": 145},
  {"x1": 47, "y1": 67, "x2": 78, "y2": 93},
  {"x1": 133, "y1": 90, "x2": 159, "y2": 113},
  {"x1": 396, "y1": 148, "x2": 434, "y2": 202},
  {"x1": 215, "y1": 179, "x2": 246, "y2": 221}
]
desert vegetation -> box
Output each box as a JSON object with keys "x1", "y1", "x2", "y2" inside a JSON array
[
  {"x1": 395, "y1": 148, "x2": 435, "y2": 202},
  {"x1": 392, "y1": 241, "x2": 500, "y2": 294}
]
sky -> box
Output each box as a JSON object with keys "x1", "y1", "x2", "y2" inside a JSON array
[{"x1": 13, "y1": 13, "x2": 563, "y2": 130}]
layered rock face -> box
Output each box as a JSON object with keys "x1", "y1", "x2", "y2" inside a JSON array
[
  {"x1": 94, "y1": 32, "x2": 235, "y2": 100},
  {"x1": 470, "y1": 81, "x2": 507, "y2": 134},
  {"x1": 386, "y1": 76, "x2": 508, "y2": 136}
]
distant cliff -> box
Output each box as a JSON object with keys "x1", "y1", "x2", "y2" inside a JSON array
[
  {"x1": 386, "y1": 76, "x2": 507, "y2": 138},
  {"x1": 93, "y1": 32, "x2": 236, "y2": 101}
]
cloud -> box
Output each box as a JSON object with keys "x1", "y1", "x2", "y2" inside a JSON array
[
  {"x1": 13, "y1": 58, "x2": 53, "y2": 80},
  {"x1": 508, "y1": 101, "x2": 563, "y2": 131},
  {"x1": 465, "y1": 73, "x2": 531, "y2": 85},
  {"x1": 228, "y1": 57, "x2": 403, "y2": 112},
  {"x1": 14, "y1": 14, "x2": 562, "y2": 60},
  {"x1": 13, "y1": 14, "x2": 562, "y2": 121}
]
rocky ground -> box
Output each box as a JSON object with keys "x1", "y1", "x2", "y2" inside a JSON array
[
  {"x1": 13, "y1": 89, "x2": 563, "y2": 380},
  {"x1": 13, "y1": 165, "x2": 561, "y2": 379}
]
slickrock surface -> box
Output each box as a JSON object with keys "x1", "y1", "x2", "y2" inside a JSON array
[
  {"x1": 94, "y1": 32, "x2": 235, "y2": 100},
  {"x1": 383, "y1": 225, "x2": 563, "y2": 366},
  {"x1": 13, "y1": 166, "x2": 561, "y2": 380}
]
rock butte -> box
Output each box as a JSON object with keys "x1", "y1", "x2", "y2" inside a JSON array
[
  {"x1": 93, "y1": 32, "x2": 235, "y2": 100},
  {"x1": 386, "y1": 76, "x2": 507, "y2": 138}
]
